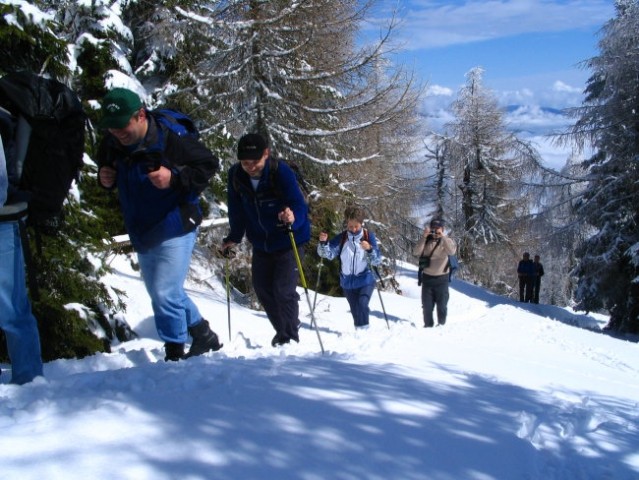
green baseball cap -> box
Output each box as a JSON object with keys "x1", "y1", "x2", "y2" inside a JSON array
[{"x1": 99, "y1": 88, "x2": 143, "y2": 129}]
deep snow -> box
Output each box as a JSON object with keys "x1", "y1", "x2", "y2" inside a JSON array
[{"x1": 1, "y1": 248, "x2": 638, "y2": 480}]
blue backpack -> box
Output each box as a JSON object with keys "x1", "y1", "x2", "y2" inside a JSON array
[
  {"x1": 447, "y1": 254, "x2": 459, "y2": 282},
  {"x1": 152, "y1": 109, "x2": 199, "y2": 139}
]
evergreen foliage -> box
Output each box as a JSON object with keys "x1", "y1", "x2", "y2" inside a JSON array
[{"x1": 568, "y1": 0, "x2": 639, "y2": 333}]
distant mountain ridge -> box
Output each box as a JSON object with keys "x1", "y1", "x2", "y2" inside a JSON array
[{"x1": 505, "y1": 104, "x2": 567, "y2": 116}]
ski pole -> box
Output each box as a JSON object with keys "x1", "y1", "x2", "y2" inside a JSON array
[
  {"x1": 312, "y1": 257, "x2": 324, "y2": 313},
  {"x1": 368, "y1": 258, "x2": 390, "y2": 329},
  {"x1": 218, "y1": 247, "x2": 235, "y2": 342},
  {"x1": 225, "y1": 254, "x2": 232, "y2": 342},
  {"x1": 287, "y1": 225, "x2": 325, "y2": 354}
]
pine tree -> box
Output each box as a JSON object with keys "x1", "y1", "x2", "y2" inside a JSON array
[
  {"x1": 568, "y1": 0, "x2": 639, "y2": 333},
  {"x1": 439, "y1": 68, "x2": 543, "y2": 286}
]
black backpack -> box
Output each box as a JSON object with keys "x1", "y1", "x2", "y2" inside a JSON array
[{"x1": 0, "y1": 71, "x2": 85, "y2": 228}]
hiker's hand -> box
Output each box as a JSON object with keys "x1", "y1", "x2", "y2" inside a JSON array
[
  {"x1": 319, "y1": 232, "x2": 328, "y2": 243},
  {"x1": 148, "y1": 166, "x2": 172, "y2": 189},
  {"x1": 422, "y1": 227, "x2": 431, "y2": 237},
  {"x1": 221, "y1": 241, "x2": 236, "y2": 253},
  {"x1": 218, "y1": 245, "x2": 236, "y2": 258},
  {"x1": 99, "y1": 166, "x2": 117, "y2": 188},
  {"x1": 278, "y1": 207, "x2": 294, "y2": 225},
  {"x1": 360, "y1": 239, "x2": 372, "y2": 252}
]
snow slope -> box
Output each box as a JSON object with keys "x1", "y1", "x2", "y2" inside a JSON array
[{"x1": 1, "y1": 251, "x2": 638, "y2": 480}]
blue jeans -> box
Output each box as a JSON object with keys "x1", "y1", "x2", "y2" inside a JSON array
[
  {"x1": 136, "y1": 230, "x2": 203, "y2": 343},
  {"x1": 0, "y1": 221, "x2": 43, "y2": 384},
  {"x1": 344, "y1": 283, "x2": 375, "y2": 327}
]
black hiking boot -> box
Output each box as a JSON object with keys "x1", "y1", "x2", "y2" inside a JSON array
[
  {"x1": 271, "y1": 332, "x2": 291, "y2": 347},
  {"x1": 288, "y1": 319, "x2": 301, "y2": 343},
  {"x1": 164, "y1": 342, "x2": 185, "y2": 362},
  {"x1": 185, "y1": 320, "x2": 223, "y2": 358}
]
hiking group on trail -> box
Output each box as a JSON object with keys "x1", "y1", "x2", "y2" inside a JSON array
[{"x1": 1, "y1": 78, "x2": 468, "y2": 384}]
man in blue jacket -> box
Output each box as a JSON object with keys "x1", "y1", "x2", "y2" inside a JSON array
[
  {"x1": 222, "y1": 133, "x2": 310, "y2": 347},
  {"x1": 97, "y1": 88, "x2": 221, "y2": 361},
  {"x1": 517, "y1": 252, "x2": 535, "y2": 303}
]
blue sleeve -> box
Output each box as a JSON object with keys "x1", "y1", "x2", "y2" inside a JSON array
[
  {"x1": 317, "y1": 233, "x2": 342, "y2": 260},
  {"x1": 276, "y1": 162, "x2": 308, "y2": 231}
]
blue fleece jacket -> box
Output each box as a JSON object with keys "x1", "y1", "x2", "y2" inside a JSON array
[{"x1": 225, "y1": 158, "x2": 310, "y2": 253}]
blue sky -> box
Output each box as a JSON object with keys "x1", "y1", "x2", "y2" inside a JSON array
[{"x1": 370, "y1": 0, "x2": 616, "y2": 110}]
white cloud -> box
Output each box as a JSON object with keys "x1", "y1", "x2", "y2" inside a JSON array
[
  {"x1": 426, "y1": 84, "x2": 454, "y2": 96},
  {"x1": 394, "y1": 0, "x2": 614, "y2": 50},
  {"x1": 553, "y1": 80, "x2": 583, "y2": 93}
]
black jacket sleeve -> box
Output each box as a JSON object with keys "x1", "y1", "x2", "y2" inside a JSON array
[{"x1": 165, "y1": 131, "x2": 219, "y2": 195}]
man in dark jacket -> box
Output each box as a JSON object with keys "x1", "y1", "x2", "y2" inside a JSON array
[
  {"x1": 532, "y1": 254, "x2": 545, "y2": 304},
  {"x1": 517, "y1": 252, "x2": 535, "y2": 303},
  {"x1": 221, "y1": 133, "x2": 310, "y2": 347},
  {"x1": 97, "y1": 88, "x2": 221, "y2": 361}
]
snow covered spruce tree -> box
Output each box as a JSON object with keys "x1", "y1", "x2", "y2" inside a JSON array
[
  {"x1": 439, "y1": 68, "x2": 543, "y2": 287},
  {"x1": 567, "y1": 0, "x2": 639, "y2": 333}
]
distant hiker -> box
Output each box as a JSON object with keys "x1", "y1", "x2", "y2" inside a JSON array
[
  {"x1": 221, "y1": 133, "x2": 310, "y2": 347},
  {"x1": 517, "y1": 252, "x2": 535, "y2": 303},
  {"x1": 413, "y1": 219, "x2": 457, "y2": 328},
  {"x1": 97, "y1": 88, "x2": 221, "y2": 361},
  {"x1": 532, "y1": 254, "x2": 544, "y2": 304},
  {"x1": 317, "y1": 206, "x2": 382, "y2": 329},
  {"x1": 0, "y1": 133, "x2": 43, "y2": 384}
]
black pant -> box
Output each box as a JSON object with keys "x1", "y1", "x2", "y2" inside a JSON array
[
  {"x1": 421, "y1": 274, "x2": 450, "y2": 327},
  {"x1": 519, "y1": 276, "x2": 533, "y2": 302},
  {"x1": 532, "y1": 277, "x2": 541, "y2": 304},
  {"x1": 252, "y1": 247, "x2": 302, "y2": 340}
]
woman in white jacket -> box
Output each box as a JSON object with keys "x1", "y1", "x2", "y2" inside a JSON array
[{"x1": 317, "y1": 207, "x2": 382, "y2": 328}]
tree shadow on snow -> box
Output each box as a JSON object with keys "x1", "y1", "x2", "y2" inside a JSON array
[{"x1": 17, "y1": 355, "x2": 638, "y2": 480}]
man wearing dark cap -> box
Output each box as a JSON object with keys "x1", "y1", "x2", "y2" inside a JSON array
[
  {"x1": 222, "y1": 133, "x2": 310, "y2": 347},
  {"x1": 413, "y1": 219, "x2": 457, "y2": 327},
  {"x1": 97, "y1": 87, "x2": 222, "y2": 361}
]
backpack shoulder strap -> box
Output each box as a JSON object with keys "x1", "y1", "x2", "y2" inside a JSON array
[
  {"x1": 268, "y1": 157, "x2": 282, "y2": 198},
  {"x1": 421, "y1": 237, "x2": 441, "y2": 258},
  {"x1": 338, "y1": 230, "x2": 348, "y2": 255}
]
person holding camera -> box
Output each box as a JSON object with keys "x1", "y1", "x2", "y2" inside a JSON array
[{"x1": 413, "y1": 219, "x2": 457, "y2": 328}]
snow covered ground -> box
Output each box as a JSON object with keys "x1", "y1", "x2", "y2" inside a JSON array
[{"x1": 1, "y1": 249, "x2": 638, "y2": 480}]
